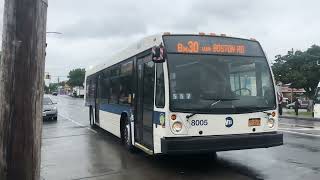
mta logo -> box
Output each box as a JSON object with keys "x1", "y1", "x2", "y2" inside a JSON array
[{"x1": 225, "y1": 117, "x2": 233, "y2": 128}]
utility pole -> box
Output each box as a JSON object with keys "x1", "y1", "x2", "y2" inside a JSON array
[{"x1": 0, "y1": 0, "x2": 48, "y2": 180}]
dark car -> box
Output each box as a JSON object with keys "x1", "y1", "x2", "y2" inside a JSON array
[
  {"x1": 52, "y1": 92, "x2": 58, "y2": 96},
  {"x1": 43, "y1": 96, "x2": 58, "y2": 120}
]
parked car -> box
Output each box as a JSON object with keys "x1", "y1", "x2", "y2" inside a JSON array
[
  {"x1": 282, "y1": 97, "x2": 290, "y2": 105},
  {"x1": 286, "y1": 100, "x2": 309, "y2": 109},
  {"x1": 43, "y1": 96, "x2": 58, "y2": 120},
  {"x1": 52, "y1": 92, "x2": 58, "y2": 96}
]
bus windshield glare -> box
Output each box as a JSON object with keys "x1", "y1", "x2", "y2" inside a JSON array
[{"x1": 167, "y1": 54, "x2": 276, "y2": 113}]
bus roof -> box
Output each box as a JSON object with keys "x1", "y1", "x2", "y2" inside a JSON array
[
  {"x1": 86, "y1": 34, "x2": 163, "y2": 77},
  {"x1": 85, "y1": 33, "x2": 260, "y2": 77}
]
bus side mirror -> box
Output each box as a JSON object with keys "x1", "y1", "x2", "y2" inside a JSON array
[{"x1": 152, "y1": 45, "x2": 167, "y2": 63}]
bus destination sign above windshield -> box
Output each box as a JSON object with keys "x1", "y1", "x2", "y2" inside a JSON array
[
  {"x1": 163, "y1": 35, "x2": 264, "y2": 57},
  {"x1": 176, "y1": 41, "x2": 246, "y2": 55}
]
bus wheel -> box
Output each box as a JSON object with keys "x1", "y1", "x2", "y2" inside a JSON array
[
  {"x1": 210, "y1": 152, "x2": 218, "y2": 160},
  {"x1": 200, "y1": 152, "x2": 217, "y2": 161},
  {"x1": 122, "y1": 118, "x2": 134, "y2": 151}
]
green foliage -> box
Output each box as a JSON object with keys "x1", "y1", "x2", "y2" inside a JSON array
[
  {"x1": 67, "y1": 68, "x2": 86, "y2": 87},
  {"x1": 272, "y1": 45, "x2": 320, "y2": 98},
  {"x1": 49, "y1": 83, "x2": 58, "y2": 92},
  {"x1": 44, "y1": 82, "x2": 49, "y2": 93},
  {"x1": 58, "y1": 81, "x2": 67, "y2": 87}
]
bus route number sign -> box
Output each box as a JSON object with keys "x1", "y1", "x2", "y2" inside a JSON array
[{"x1": 176, "y1": 41, "x2": 246, "y2": 55}]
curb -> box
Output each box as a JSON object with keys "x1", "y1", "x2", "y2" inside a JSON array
[{"x1": 280, "y1": 115, "x2": 320, "y2": 122}]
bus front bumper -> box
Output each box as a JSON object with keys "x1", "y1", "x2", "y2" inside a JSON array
[{"x1": 161, "y1": 132, "x2": 283, "y2": 154}]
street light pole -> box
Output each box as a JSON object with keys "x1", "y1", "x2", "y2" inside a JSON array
[
  {"x1": 46, "y1": 31, "x2": 62, "y2": 34},
  {"x1": 0, "y1": 0, "x2": 48, "y2": 179}
]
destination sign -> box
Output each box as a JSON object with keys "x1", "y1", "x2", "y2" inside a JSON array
[{"x1": 163, "y1": 35, "x2": 264, "y2": 57}]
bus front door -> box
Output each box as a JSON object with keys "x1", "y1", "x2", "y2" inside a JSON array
[
  {"x1": 136, "y1": 56, "x2": 154, "y2": 149},
  {"x1": 94, "y1": 75, "x2": 100, "y2": 125}
]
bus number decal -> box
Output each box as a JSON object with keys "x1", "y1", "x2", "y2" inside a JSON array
[{"x1": 191, "y1": 120, "x2": 208, "y2": 126}]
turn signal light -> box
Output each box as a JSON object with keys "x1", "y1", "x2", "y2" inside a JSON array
[
  {"x1": 199, "y1": 32, "x2": 205, "y2": 35},
  {"x1": 272, "y1": 111, "x2": 276, "y2": 117},
  {"x1": 171, "y1": 114, "x2": 177, "y2": 121},
  {"x1": 220, "y1": 34, "x2": 227, "y2": 37},
  {"x1": 209, "y1": 33, "x2": 217, "y2": 36}
]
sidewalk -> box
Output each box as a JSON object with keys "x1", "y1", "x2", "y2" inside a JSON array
[{"x1": 280, "y1": 108, "x2": 320, "y2": 121}]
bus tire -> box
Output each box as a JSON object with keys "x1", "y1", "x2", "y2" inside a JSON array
[
  {"x1": 122, "y1": 117, "x2": 134, "y2": 151},
  {"x1": 209, "y1": 152, "x2": 217, "y2": 160}
]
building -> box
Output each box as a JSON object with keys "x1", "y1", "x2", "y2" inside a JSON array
[{"x1": 280, "y1": 84, "x2": 306, "y2": 103}]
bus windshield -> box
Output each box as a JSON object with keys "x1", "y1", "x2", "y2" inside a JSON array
[{"x1": 167, "y1": 54, "x2": 276, "y2": 114}]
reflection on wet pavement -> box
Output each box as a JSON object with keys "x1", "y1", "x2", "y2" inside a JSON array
[
  {"x1": 41, "y1": 117, "x2": 253, "y2": 180},
  {"x1": 40, "y1": 95, "x2": 320, "y2": 180}
]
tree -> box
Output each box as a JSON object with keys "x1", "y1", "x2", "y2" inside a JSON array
[
  {"x1": 272, "y1": 45, "x2": 320, "y2": 98},
  {"x1": 44, "y1": 83, "x2": 49, "y2": 94},
  {"x1": 67, "y1": 68, "x2": 86, "y2": 87},
  {"x1": 58, "y1": 81, "x2": 67, "y2": 87},
  {"x1": 48, "y1": 83, "x2": 59, "y2": 93}
]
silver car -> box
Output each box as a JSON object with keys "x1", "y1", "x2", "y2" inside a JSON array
[
  {"x1": 43, "y1": 96, "x2": 58, "y2": 120},
  {"x1": 286, "y1": 100, "x2": 309, "y2": 109}
]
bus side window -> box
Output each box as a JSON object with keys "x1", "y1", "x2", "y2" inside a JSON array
[
  {"x1": 109, "y1": 66, "x2": 120, "y2": 104},
  {"x1": 101, "y1": 69, "x2": 110, "y2": 104},
  {"x1": 119, "y1": 60, "x2": 133, "y2": 105},
  {"x1": 155, "y1": 63, "x2": 165, "y2": 108}
]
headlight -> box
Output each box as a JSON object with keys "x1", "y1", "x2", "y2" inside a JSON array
[
  {"x1": 52, "y1": 107, "x2": 57, "y2": 111},
  {"x1": 267, "y1": 117, "x2": 275, "y2": 128},
  {"x1": 172, "y1": 121, "x2": 183, "y2": 132}
]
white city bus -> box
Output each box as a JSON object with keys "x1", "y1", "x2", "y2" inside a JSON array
[
  {"x1": 313, "y1": 82, "x2": 320, "y2": 118},
  {"x1": 85, "y1": 33, "x2": 283, "y2": 155}
]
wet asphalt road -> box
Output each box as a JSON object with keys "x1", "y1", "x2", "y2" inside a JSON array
[{"x1": 41, "y1": 95, "x2": 320, "y2": 180}]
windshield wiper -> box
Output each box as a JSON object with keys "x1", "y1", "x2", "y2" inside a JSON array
[
  {"x1": 186, "y1": 113, "x2": 196, "y2": 119},
  {"x1": 234, "y1": 106, "x2": 272, "y2": 115},
  {"x1": 186, "y1": 98, "x2": 239, "y2": 119},
  {"x1": 208, "y1": 98, "x2": 239, "y2": 108}
]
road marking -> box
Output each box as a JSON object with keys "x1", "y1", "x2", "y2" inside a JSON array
[
  {"x1": 279, "y1": 129, "x2": 320, "y2": 137},
  {"x1": 279, "y1": 123, "x2": 318, "y2": 128},
  {"x1": 279, "y1": 123, "x2": 320, "y2": 131},
  {"x1": 59, "y1": 114, "x2": 97, "y2": 133},
  {"x1": 290, "y1": 128, "x2": 320, "y2": 131}
]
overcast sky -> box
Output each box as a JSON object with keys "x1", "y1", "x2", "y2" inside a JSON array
[{"x1": 1, "y1": 0, "x2": 320, "y2": 82}]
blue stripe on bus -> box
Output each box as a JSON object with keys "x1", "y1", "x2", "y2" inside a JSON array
[
  {"x1": 97, "y1": 104, "x2": 164, "y2": 126},
  {"x1": 99, "y1": 103, "x2": 131, "y2": 115}
]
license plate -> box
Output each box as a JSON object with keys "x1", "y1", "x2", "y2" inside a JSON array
[{"x1": 248, "y1": 118, "x2": 261, "y2": 126}]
